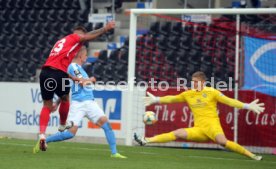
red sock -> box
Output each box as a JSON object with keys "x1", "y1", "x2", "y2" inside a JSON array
[
  {"x1": 39, "y1": 106, "x2": 51, "y2": 134},
  {"x1": 59, "y1": 101, "x2": 70, "y2": 125}
]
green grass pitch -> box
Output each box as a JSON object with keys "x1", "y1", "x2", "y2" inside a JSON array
[{"x1": 0, "y1": 138, "x2": 275, "y2": 169}]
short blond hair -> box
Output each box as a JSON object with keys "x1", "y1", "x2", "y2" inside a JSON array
[
  {"x1": 192, "y1": 71, "x2": 206, "y2": 81},
  {"x1": 75, "y1": 46, "x2": 87, "y2": 58}
]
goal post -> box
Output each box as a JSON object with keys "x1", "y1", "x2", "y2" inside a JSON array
[{"x1": 126, "y1": 8, "x2": 276, "y2": 153}]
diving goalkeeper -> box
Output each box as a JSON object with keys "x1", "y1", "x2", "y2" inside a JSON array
[{"x1": 134, "y1": 71, "x2": 265, "y2": 161}]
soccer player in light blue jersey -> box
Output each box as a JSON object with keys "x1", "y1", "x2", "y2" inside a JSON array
[{"x1": 33, "y1": 46, "x2": 126, "y2": 158}]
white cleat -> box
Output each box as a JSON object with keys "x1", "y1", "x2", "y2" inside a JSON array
[
  {"x1": 252, "y1": 155, "x2": 263, "y2": 161},
  {"x1": 58, "y1": 121, "x2": 74, "y2": 132},
  {"x1": 134, "y1": 133, "x2": 147, "y2": 146}
]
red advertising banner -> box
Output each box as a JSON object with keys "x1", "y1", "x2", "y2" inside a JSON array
[{"x1": 145, "y1": 88, "x2": 276, "y2": 147}]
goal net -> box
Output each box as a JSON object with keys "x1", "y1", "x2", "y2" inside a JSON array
[{"x1": 126, "y1": 9, "x2": 276, "y2": 154}]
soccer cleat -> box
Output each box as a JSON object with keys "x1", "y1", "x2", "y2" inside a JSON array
[
  {"x1": 134, "y1": 133, "x2": 147, "y2": 146},
  {"x1": 33, "y1": 140, "x2": 40, "y2": 154},
  {"x1": 58, "y1": 121, "x2": 74, "y2": 132},
  {"x1": 111, "y1": 153, "x2": 127, "y2": 159},
  {"x1": 251, "y1": 155, "x2": 263, "y2": 161},
  {"x1": 39, "y1": 138, "x2": 47, "y2": 151}
]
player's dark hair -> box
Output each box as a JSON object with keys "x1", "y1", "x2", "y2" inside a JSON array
[
  {"x1": 73, "y1": 26, "x2": 87, "y2": 33},
  {"x1": 192, "y1": 71, "x2": 207, "y2": 81}
]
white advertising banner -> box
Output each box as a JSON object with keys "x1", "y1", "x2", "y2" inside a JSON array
[{"x1": 0, "y1": 82, "x2": 128, "y2": 139}]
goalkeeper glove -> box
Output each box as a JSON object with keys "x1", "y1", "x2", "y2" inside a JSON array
[
  {"x1": 243, "y1": 99, "x2": 265, "y2": 114},
  {"x1": 144, "y1": 92, "x2": 160, "y2": 106}
]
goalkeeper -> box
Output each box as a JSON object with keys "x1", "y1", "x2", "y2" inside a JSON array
[{"x1": 134, "y1": 71, "x2": 265, "y2": 161}]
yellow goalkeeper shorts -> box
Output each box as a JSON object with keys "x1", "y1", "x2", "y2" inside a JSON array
[{"x1": 184, "y1": 120, "x2": 224, "y2": 142}]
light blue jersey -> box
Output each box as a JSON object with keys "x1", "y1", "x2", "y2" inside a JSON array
[{"x1": 67, "y1": 63, "x2": 94, "y2": 101}]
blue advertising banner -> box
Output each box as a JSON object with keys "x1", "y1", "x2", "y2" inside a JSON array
[{"x1": 243, "y1": 36, "x2": 276, "y2": 97}]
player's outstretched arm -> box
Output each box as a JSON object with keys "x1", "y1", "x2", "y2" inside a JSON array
[
  {"x1": 80, "y1": 21, "x2": 115, "y2": 42},
  {"x1": 144, "y1": 92, "x2": 185, "y2": 106},
  {"x1": 243, "y1": 99, "x2": 265, "y2": 114},
  {"x1": 144, "y1": 92, "x2": 160, "y2": 106},
  {"x1": 216, "y1": 92, "x2": 265, "y2": 114}
]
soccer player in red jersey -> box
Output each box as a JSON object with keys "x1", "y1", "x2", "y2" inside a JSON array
[{"x1": 35, "y1": 21, "x2": 115, "y2": 152}]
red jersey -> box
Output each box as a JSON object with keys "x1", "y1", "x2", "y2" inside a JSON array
[{"x1": 43, "y1": 34, "x2": 83, "y2": 73}]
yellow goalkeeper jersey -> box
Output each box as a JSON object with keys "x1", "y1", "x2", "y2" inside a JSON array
[{"x1": 160, "y1": 87, "x2": 245, "y2": 127}]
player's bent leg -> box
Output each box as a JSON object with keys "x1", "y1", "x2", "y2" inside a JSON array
[
  {"x1": 215, "y1": 134, "x2": 262, "y2": 161},
  {"x1": 45, "y1": 126, "x2": 77, "y2": 144}
]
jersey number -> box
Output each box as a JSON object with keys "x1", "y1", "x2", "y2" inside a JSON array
[{"x1": 53, "y1": 39, "x2": 66, "y2": 53}]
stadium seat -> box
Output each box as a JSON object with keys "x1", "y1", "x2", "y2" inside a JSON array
[
  {"x1": 159, "y1": 22, "x2": 171, "y2": 36},
  {"x1": 156, "y1": 34, "x2": 168, "y2": 51},
  {"x1": 21, "y1": 48, "x2": 33, "y2": 63},
  {"x1": 164, "y1": 50, "x2": 177, "y2": 65},
  {"x1": 97, "y1": 50, "x2": 108, "y2": 64},
  {"x1": 6, "y1": 0, "x2": 16, "y2": 9},
  {"x1": 114, "y1": 49, "x2": 128, "y2": 73},
  {"x1": 149, "y1": 21, "x2": 160, "y2": 36},
  {"x1": 170, "y1": 22, "x2": 183, "y2": 36},
  {"x1": 26, "y1": 63, "x2": 37, "y2": 77},
  {"x1": 92, "y1": 63, "x2": 104, "y2": 82},
  {"x1": 7, "y1": 35, "x2": 17, "y2": 48},
  {"x1": 0, "y1": 49, "x2": 9, "y2": 63},
  {"x1": 0, "y1": 10, "x2": 9, "y2": 22},
  {"x1": 175, "y1": 64, "x2": 187, "y2": 77},
  {"x1": 71, "y1": 0, "x2": 80, "y2": 9},
  {"x1": 167, "y1": 35, "x2": 180, "y2": 50},
  {"x1": 0, "y1": 35, "x2": 7, "y2": 48},
  {"x1": 5, "y1": 62, "x2": 17, "y2": 78},
  {"x1": 10, "y1": 10, "x2": 21, "y2": 22},
  {"x1": 144, "y1": 36, "x2": 156, "y2": 50},
  {"x1": 16, "y1": 35, "x2": 27, "y2": 49},
  {"x1": 114, "y1": 65, "x2": 127, "y2": 82},
  {"x1": 77, "y1": 10, "x2": 90, "y2": 23},
  {"x1": 46, "y1": 9, "x2": 59, "y2": 22},
  {"x1": 3, "y1": 22, "x2": 13, "y2": 35},
  {"x1": 0, "y1": 0, "x2": 5, "y2": 9},
  {"x1": 27, "y1": 10, "x2": 38, "y2": 22},
  {"x1": 180, "y1": 33, "x2": 192, "y2": 49},
  {"x1": 183, "y1": 24, "x2": 194, "y2": 32},
  {"x1": 53, "y1": 0, "x2": 63, "y2": 9},
  {"x1": 83, "y1": 22, "x2": 93, "y2": 32},
  {"x1": 108, "y1": 49, "x2": 119, "y2": 65},
  {"x1": 38, "y1": 10, "x2": 48, "y2": 21},
  {"x1": 24, "y1": 0, "x2": 35, "y2": 9}
]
